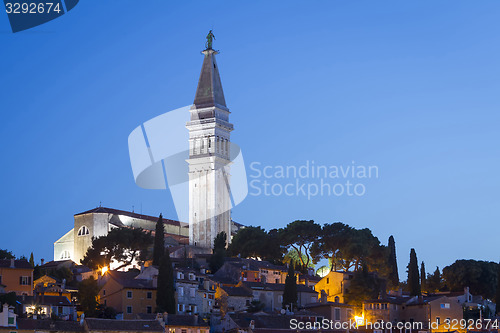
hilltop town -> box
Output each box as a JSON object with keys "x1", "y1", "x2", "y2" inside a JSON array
[{"x1": 1, "y1": 34, "x2": 499, "y2": 333}]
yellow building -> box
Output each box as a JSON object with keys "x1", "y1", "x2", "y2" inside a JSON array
[{"x1": 314, "y1": 271, "x2": 354, "y2": 303}]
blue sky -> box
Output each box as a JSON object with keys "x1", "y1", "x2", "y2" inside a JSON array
[{"x1": 1, "y1": 1, "x2": 499, "y2": 280}]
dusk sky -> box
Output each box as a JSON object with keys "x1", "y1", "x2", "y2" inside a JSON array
[{"x1": 1, "y1": 1, "x2": 499, "y2": 279}]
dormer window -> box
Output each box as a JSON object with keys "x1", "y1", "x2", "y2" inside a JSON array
[{"x1": 77, "y1": 226, "x2": 90, "y2": 236}]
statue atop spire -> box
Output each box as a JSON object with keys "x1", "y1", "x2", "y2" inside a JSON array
[{"x1": 205, "y1": 30, "x2": 215, "y2": 50}]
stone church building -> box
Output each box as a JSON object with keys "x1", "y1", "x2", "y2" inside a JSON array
[{"x1": 54, "y1": 40, "x2": 240, "y2": 263}]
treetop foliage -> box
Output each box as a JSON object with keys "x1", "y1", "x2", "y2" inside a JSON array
[{"x1": 81, "y1": 227, "x2": 153, "y2": 270}]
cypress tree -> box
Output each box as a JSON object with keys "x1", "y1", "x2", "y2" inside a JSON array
[
  {"x1": 209, "y1": 232, "x2": 227, "y2": 273},
  {"x1": 153, "y1": 214, "x2": 164, "y2": 266},
  {"x1": 407, "y1": 248, "x2": 421, "y2": 296},
  {"x1": 420, "y1": 261, "x2": 426, "y2": 292},
  {"x1": 496, "y1": 262, "x2": 500, "y2": 315},
  {"x1": 29, "y1": 252, "x2": 35, "y2": 268},
  {"x1": 156, "y1": 248, "x2": 176, "y2": 313},
  {"x1": 282, "y1": 261, "x2": 298, "y2": 310},
  {"x1": 388, "y1": 235, "x2": 399, "y2": 287}
]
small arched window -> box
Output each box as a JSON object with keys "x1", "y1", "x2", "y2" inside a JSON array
[
  {"x1": 77, "y1": 225, "x2": 90, "y2": 236},
  {"x1": 60, "y1": 250, "x2": 71, "y2": 260}
]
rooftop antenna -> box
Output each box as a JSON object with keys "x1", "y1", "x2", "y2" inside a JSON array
[{"x1": 132, "y1": 205, "x2": 135, "y2": 213}]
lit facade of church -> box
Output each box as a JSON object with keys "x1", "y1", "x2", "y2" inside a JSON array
[{"x1": 54, "y1": 41, "x2": 238, "y2": 262}]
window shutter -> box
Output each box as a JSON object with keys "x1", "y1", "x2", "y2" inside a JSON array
[
  {"x1": 28, "y1": 276, "x2": 32, "y2": 285},
  {"x1": 19, "y1": 276, "x2": 22, "y2": 285}
]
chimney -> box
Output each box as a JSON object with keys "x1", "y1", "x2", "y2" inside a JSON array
[
  {"x1": 10, "y1": 258, "x2": 15, "y2": 268},
  {"x1": 249, "y1": 320, "x2": 255, "y2": 330},
  {"x1": 41, "y1": 259, "x2": 44, "y2": 266}
]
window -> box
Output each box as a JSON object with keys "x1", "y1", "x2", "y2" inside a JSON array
[
  {"x1": 19, "y1": 276, "x2": 31, "y2": 285},
  {"x1": 334, "y1": 308, "x2": 341, "y2": 321},
  {"x1": 178, "y1": 304, "x2": 184, "y2": 312},
  {"x1": 0, "y1": 275, "x2": 2, "y2": 284},
  {"x1": 103, "y1": 289, "x2": 106, "y2": 296},
  {"x1": 127, "y1": 291, "x2": 133, "y2": 299},
  {"x1": 246, "y1": 299, "x2": 250, "y2": 306},
  {"x1": 178, "y1": 286, "x2": 184, "y2": 296},
  {"x1": 77, "y1": 226, "x2": 90, "y2": 236},
  {"x1": 181, "y1": 330, "x2": 187, "y2": 333},
  {"x1": 126, "y1": 306, "x2": 132, "y2": 314},
  {"x1": 147, "y1": 306, "x2": 152, "y2": 314},
  {"x1": 326, "y1": 278, "x2": 330, "y2": 284},
  {"x1": 278, "y1": 295, "x2": 283, "y2": 303},
  {"x1": 436, "y1": 317, "x2": 441, "y2": 325},
  {"x1": 60, "y1": 250, "x2": 70, "y2": 260},
  {"x1": 440, "y1": 303, "x2": 450, "y2": 309},
  {"x1": 190, "y1": 287, "x2": 196, "y2": 297},
  {"x1": 147, "y1": 291, "x2": 152, "y2": 299}
]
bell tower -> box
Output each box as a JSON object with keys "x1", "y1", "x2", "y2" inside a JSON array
[{"x1": 186, "y1": 35, "x2": 233, "y2": 248}]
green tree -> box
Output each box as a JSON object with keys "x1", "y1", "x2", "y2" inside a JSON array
[
  {"x1": 156, "y1": 248, "x2": 175, "y2": 313},
  {"x1": 78, "y1": 277, "x2": 100, "y2": 316},
  {"x1": 311, "y1": 222, "x2": 352, "y2": 271},
  {"x1": 228, "y1": 226, "x2": 268, "y2": 258},
  {"x1": 280, "y1": 220, "x2": 321, "y2": 269},
  {"x1": 420, "y1": 261, "x2": 426, "y2": 292},
  {"x1": 407, "y1": 248, "x2": 421, "y2": 296},
  {"x1": 153, "y1": 214, "x2": 165, "y2": 266},
  {"x1": 442, "y1": 260, "x2": 498, "y2": 300},
  {"x1": 344, "y1": 264, "x2": 381, "y2": 305},
  {"x1": 209, "y1": 232, "x2": 227, "y2": 274},
  {"x1": 81, "y1": 227, "x2": 153, "y2": 270},
  {"x1": 0, "y1": 249, "x2": 14, "y2": 260},
  {"x1": 496, "y1": 262, "x2": 500, "y2": 315},
  {"x1": 0, "y1": 292, "x2": 17, "y2": 307},
  {"x1": 247, "y1": 300, "x2": 265, "y2": 313},
  {"x1": 284, "y1": 249, "x2": 314, "y2": 273},
  {"x1": 426, "y1": 267, "x2": 442, "y2": 292},
  {"x1": 387, "y1": 235, "x2": 399, "y2": 287},
  {"x1": 282, "y1": 262, "x2": 298, "y2": 310},
  {"x1": 29, "y1": 252, "x2": 35, "y2": 268}
]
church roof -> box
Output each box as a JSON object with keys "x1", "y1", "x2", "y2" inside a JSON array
[
  {"x1": 193, "y1": 49, "x2": 226, "y2": 110},
  {"x1": 75, "y1": 206, "x2": 186, "y2": 227}
]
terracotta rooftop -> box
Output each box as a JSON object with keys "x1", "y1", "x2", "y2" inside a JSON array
[
  {"x1": 85, "y1": 318, "x2": 164, "y2": 332},
  {"x1": 0, "y1": 259, "x2": 32, "y2": 269},
  {"x1": 17, "y1": 319, "x2": 84, "y2": 331}
]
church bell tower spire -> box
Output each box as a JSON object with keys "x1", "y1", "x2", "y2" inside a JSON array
[{"x1": 186, "y1": 32, "x2": 233, "y2": 248}]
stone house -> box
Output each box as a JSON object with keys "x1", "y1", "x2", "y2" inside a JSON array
[{"x1": 242, "y1": 281, "x2": 318, "y2": 312}]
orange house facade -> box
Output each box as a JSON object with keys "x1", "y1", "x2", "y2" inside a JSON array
[
  {"x1": 99, "y1": 271, "x2": 156, "y2": 320},
  {"x1": 0, "y1": 259, "x2": 33, "y2": 296}
]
